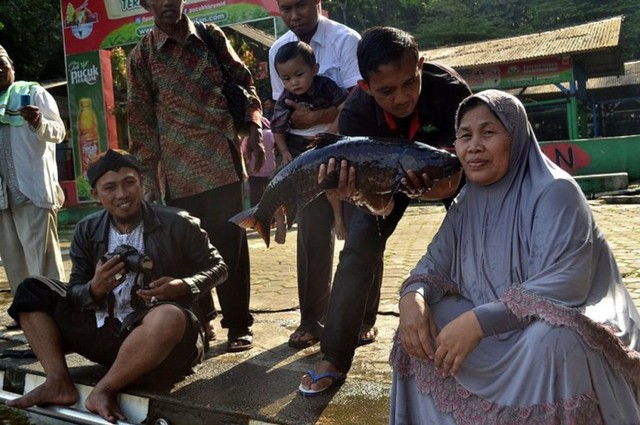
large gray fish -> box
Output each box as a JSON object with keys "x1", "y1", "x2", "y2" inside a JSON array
[{"x1": 230, "y1": 135, "x2": 463, "y2": 247}]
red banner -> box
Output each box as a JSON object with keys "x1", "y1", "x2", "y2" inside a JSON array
[{"x1": 60, "y1": 0, "x2": 279, "y2": 55}]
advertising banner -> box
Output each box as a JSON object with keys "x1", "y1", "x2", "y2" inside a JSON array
[
  {"x1": 460, "y1": 55, "x2": 574, "y2": 91},
  {"x1": 59, "y1": 1, "x2": 279, "y2": 204},
  {"x1": 66, "y1": 50, "x2": 118, "y2": 202},
  {"x1": 60, "y1": 0, "x2": 279, "y2": 55}
]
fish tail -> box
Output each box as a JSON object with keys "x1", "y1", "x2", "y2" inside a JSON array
[
  {"x1": 229, "y1": 206, "x2": 272, "y2": 247},
  {"x1": 229, "y1": 206, "x2": 258, "y2": 229},
  {"x1": 286, "y1": 204, "x2": 299, "y2": 229},
  {"x1": 254, "y1": 217, "x2": 272, "y2": 248}
]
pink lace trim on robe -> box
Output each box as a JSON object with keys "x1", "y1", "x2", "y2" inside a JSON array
[
  {"x1": 391, "y1": 341, "x2": 602, "y2": 425},
  {"x1": 502, "y1": 285, "x2": 640, "y2": 387},
  {"x1": 390, "y1": 277, "x2": 640, "y2": 424}
]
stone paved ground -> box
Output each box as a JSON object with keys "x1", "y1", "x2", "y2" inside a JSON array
[
  {"x1": 245, "y1": 201, "x2": 640, "y2": 314},
  {"x1": 1, "y1": 201, "x2": 639, "y2": 313},
  {"x1": 0, "y1": 202, "x2": 638, "y2": 424}
]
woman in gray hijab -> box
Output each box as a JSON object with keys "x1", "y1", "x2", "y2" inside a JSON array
[{"x1": 390, "y1": 89, "x2": 640, "y2": 424}]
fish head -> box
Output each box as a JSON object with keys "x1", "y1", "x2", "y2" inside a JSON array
[
  {"x1": 399, "y1": 143, "x2": 463, "y2": 200},
  {"x1": 403, "y1": 143, "x2": 462, "y2": 179}
]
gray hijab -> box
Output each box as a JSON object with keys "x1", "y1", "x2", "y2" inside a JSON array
[{"x1": 409, "y1": 89, "x2": 640, "y2": 352}]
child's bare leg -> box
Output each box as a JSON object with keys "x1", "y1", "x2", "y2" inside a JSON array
[
  {"x1": 274, "y1": 207, "x2": 287, "y2": 244},
  {"x1": 326, "y1": 192, "x2": 347, "y2": 241}
]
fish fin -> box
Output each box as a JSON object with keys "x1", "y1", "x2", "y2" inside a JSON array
[
  {"x1": 229, "y1": 206, "x2": 271, "y2": 247},
  {"x1": 307, "y1": 133, "x2": 343, "y2": 149},
  {"x1": 254, "y1": 218, "x2": 272, "y2": 248},
  {"x1": 394, "y1": 153, "x2": 412, "y2": 196},
  {"x1": 356, "y1": 192, "x2": 395, "y2": 216},
  {"x1": 286, "y1": 204, "x2": 299, "y2": 229},
  {"x1": 273, "y1": 207, "x2": 287, "y2": 245},
  {"x1": 390, "y1": 177, "x2": 404, "y2": 197},
  {"x1": 229, "y1": 207, "x2": 258, "y2": 229}
]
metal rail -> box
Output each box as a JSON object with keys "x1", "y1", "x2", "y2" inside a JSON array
[{"x1": 0, "y1": 389, "x2": 137, "y2": 425}]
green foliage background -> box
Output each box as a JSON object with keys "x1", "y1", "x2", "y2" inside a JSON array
[
  {"x1": 322, "y1": 0, "x2": 640, "y2": 60},
  {"x1": 0, "y1": 0, "x2": 65, "y2": 81},
  {"x1": 0, "y1": 0, "x2": 639, "y2": 81}
]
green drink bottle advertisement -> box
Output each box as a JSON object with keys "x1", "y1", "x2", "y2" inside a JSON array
[{"x1": 66, "y1": 50, "x2": 118, "y2": 202}]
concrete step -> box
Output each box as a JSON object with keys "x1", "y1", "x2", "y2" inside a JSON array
[
  {"x1": 574, "y1": 172, "x2": 628, "y2": 195},
  {"x1": 0, "y1": 311, "x2": 395, "y2": 425}
]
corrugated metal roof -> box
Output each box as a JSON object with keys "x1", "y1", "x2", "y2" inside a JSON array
[
  {"x1": 422, "y1": 16, "x2": 623, "y2": 69},
  {"x1": 509, "y1": 60, "x2": 640, "y2": 95},
  {"x1": 588, "y1": 60, "x2": 640, "y2": 88}
]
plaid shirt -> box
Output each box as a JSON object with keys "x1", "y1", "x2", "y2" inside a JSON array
[{"x1": 127, "y1": 17, "x2": 261, "y2": 199}]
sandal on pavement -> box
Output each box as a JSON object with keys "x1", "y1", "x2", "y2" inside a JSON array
[
  {"x1": 357, "y1": 326, "x2": 378, "y2": 346},
  {"x1": 227, "y1": 329, "x2": 253, "y2": 353},
  {"x1": 298, "y1": 369, "x2": 346, "y2": 397},
  {"x1": 288, "y1": 325, "x2": 321, "y2": 349},
  {"x1": 288, "y1": 330, "x2": 319, "y2": 349}
]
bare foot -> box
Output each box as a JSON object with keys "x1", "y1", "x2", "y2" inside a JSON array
[
  {"x1": 300, "y1": 360, "x2": 342, "y2": 392},
  {"x1": 288, "y1": 330, "x2": 319, "y2": 348},
  {"x1": 205, "y1": 320, "x2": 217, "y2": 341},
  {"x1": 6, "y1": 379, "x2": 78, "y2": 409},
  {"x1": 357, "y1": 326, "x2": 378, "y2": 346},
  {"x1": 85, "y1": 387, "x2": 126, "y2": 424}
]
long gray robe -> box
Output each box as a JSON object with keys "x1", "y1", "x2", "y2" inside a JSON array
[{"x1": 390, "y1": 90, "x2": 640, "y2": 425}]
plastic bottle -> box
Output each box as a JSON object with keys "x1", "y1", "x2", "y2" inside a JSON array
[{"x1": 78, "y1": 98, "x2": 100, "y2": 175}]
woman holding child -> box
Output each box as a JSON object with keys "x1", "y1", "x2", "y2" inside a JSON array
[{"x1": 390, "y1": 90, "x2": 640, "y2": 424}]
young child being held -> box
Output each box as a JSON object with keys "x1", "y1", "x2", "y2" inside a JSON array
[{"x1": 271, "y1": 41, "x2": 350, "y2": 242}]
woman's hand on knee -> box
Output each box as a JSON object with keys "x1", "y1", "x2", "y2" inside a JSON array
[
  {"x1": 434, "y1": 311, "x2": 483, "y2": 377},
  {"x1": 399, "y1": 292, "x2": 438, "y2": 360}
]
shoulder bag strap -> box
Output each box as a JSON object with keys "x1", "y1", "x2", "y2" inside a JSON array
[{"x1": 195, "y1": 21, "x2": 223, "y2": 70}]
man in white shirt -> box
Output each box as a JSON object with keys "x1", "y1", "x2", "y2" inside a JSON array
[
  {"x1": 269, "y1": 0, "x2": 360, "y2": 128},
  {"x1": 0, "y1": 45, "x2": 65, "y2": 312},
  {"x1": 268, "y1": 0, "x2": 366, "y2": 350}
]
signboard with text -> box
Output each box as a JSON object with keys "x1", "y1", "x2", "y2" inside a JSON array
[
  {"x1": 60, "y1": 0, "x2": 279, "y2": 55},
  {"x1": 66, "y1": 50, "x2": 118, "y2": 202},
  {"x1": 59, "y1": 0, "x2": 279, "y2": 204},
  {"x1": 460, "y1": 55, "x2": 574, "y2": 91}
]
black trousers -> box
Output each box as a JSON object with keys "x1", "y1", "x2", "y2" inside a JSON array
[
  {"x1": 321, "y1": 193, "x2": 410, "y2": 373},
  {"x1": 9, "y1": 277, "x2": 202, "y2": 377},
  {"x1": 168, "y1": 182, "x2": 253, "y2": 331},
  {"x1": 286, "y1": 134, "x2": 342, "y2": 336},
  {"x1": 320, "y1": 174, "x2": 465, "y2": 372}
]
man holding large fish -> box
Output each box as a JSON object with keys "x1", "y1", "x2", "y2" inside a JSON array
[{"x1": 299, "y1": 27, "x2": 472, "y2": 396}]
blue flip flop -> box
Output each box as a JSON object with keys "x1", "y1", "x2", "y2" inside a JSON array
[{"x1": 298, "y1": 369, "x2": 346, "y2": 397}]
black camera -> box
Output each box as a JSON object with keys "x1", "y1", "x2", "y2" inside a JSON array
[{"x1": 102, "y1": 244, "x2": 153, "y2": 275}]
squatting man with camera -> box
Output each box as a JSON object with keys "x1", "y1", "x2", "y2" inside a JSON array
[{"x1": 6, "y1": 149, "x2": 228, "y2": 423}]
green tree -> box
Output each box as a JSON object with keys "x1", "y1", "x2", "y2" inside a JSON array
[
  {"x1": 1, "y1": 0, "x2": 639, "y2": 83},
  {"x1": 323, "y1": 0, "x2": 426, "y2": 33},
  {"x1": 414, "y1": 0, "x2": 640, "y2": 61},
  {"x1": 0, "y1": 0, "x2": 65, "y2": 81}
]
